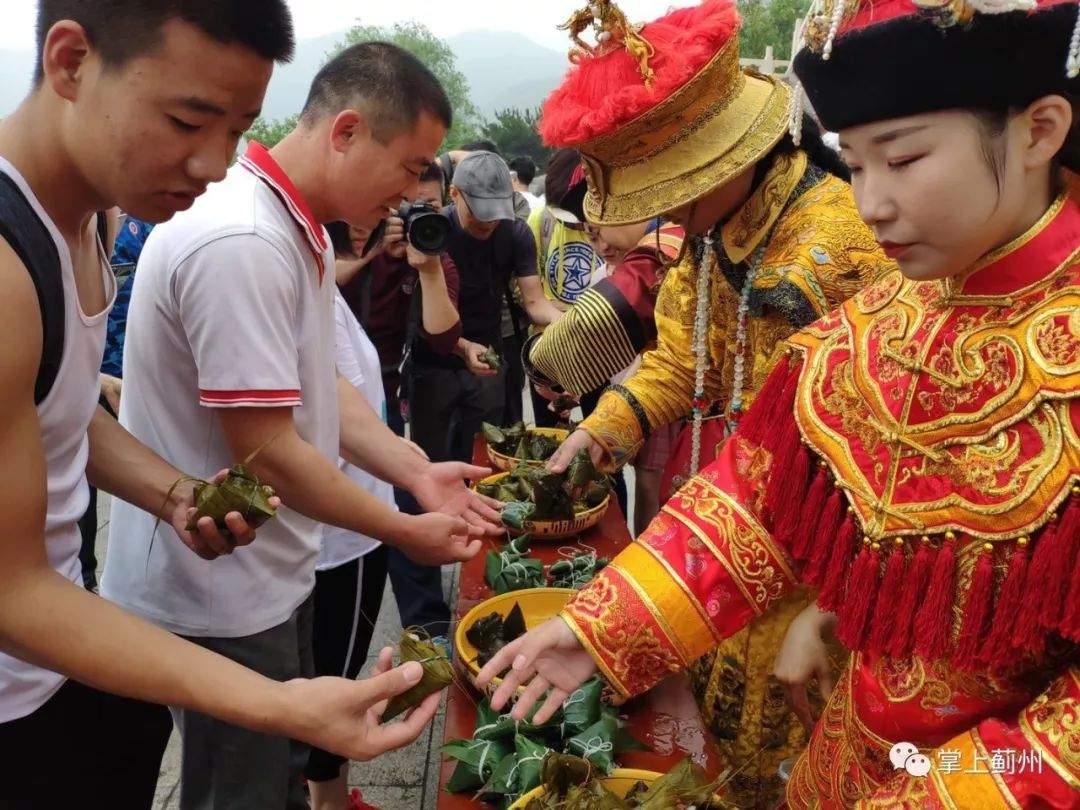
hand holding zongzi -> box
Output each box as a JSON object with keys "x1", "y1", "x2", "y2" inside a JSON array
[{"x1": 170, "y1": 468, "x2": 281, "y2": 560}]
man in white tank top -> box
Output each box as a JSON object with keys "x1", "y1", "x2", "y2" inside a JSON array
[{"x1": 0, "y1": 3, "x2": 454, "y2": 805}]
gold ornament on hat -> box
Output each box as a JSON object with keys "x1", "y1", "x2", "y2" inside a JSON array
[{"x1": 559, "y1": 0, "x2": 657, "y2": 86}]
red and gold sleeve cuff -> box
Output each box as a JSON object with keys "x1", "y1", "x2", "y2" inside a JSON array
[
  {"x1": 579, "y1": 391, "x2": 647, "y2": 471},
  {"x1": 562, "y1": 448, "x2": 797, "y2": 698}
]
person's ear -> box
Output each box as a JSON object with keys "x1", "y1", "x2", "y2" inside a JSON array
[
  {"x1": 1018, "y1": 94, "x2": 1072, "y2": 170},
  {"x1": 41, "y1": 20, "x2": 93, "y2": 102},
  {"x1": 329, "y1": 109, "x2": 371, "y2": 155}
]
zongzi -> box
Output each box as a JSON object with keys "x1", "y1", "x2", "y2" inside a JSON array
[
  {"x1": 184, "y1": 464, "x2": 277, "y2": 536},
  {"x1": 479, "y1": 346, "x2": 502, "y2": 371},
  {"x1": 382, "y1": 630, "x2": 453, "y2": 721}
]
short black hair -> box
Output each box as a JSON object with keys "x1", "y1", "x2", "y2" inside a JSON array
[
  {"x1": 545, "y1": 148, "x2": 582, "y2": 205},
  {"x1": 302, "y1": 42, "x2": 452, "y2": 144},
  {"x1": 35, "y1": 0, "x2": 294, "y2": 83},
  {"x1": 420, "y1": 162, "x2": 445, "y2": 186},
  {"x1": 509, "y1": 156, "x2": 537, "y2": 186},
  {"x1": 461, "y1": 139, "x2": 499, "y2": 155}
]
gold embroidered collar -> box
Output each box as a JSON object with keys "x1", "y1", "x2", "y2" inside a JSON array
[{"x1": 720, "y1": 150, "x2": 808, "y2": 265}]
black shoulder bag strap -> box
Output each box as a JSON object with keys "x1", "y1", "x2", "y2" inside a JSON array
[{"x1": 0, "y1": 171, "x2": 65, "y2": 404}]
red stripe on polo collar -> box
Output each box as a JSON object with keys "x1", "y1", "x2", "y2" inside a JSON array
[{"x1": 239, "y1": 141, "x2": 328, "y2": 279}]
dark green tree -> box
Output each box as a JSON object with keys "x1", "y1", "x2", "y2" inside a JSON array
[
  {"x1": 333, "y1": 20, "x2": 481, "y2": 148},
  {"x1": 738, "y1": 0, "x2": 812, "y2": 61},
  {"x1": 481, "y1": 108, "x2": 553, "y2": 168},
  {"x1": 245, "y1": 114, "x2": 299, "y2": 148}
]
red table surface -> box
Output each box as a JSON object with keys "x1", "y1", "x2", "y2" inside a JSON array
[{"x1": 435, "y1": 437, "x2": 723, "y2": 808}]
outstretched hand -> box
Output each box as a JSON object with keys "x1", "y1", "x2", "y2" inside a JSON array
[
  {"x1": 412, "y1": 461, "x2": 503, "y2": 536},
  {"x1": 475, "y1": 616, "x2": 598, "y2": 725},
  {"x1": 283, "y1": 646, "x2": 441, "y2": 761}
]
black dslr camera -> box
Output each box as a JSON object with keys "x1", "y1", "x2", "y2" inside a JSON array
[{"x1": 397, "y1": 201, "x2": 451, "y2": 255}]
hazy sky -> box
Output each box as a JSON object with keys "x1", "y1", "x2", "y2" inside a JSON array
[{"x1": 0, "y1": 1, "x2": 679, "y2": 53}]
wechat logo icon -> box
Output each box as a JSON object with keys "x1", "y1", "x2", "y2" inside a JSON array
[{"x1": 890, "y1": 742, "x2": 932, "y2": 778}]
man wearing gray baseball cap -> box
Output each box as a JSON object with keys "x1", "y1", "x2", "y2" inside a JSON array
[{"x1": 406, "y1": 151, "x2": 562, "y2": 467}]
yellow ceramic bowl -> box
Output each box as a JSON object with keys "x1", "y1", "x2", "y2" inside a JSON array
[
  {"x1": 455, "y1": 588, "x2": 575, "y2": 694},
  {"x1": 486, "y1": 427, "x2": 570, "y2": 472},
  {"x1": 507, "y1": 769, "x2": 663, "y2": 809},
  {"x1": 475, "y1": 472, "x2": 609, "y2": 541}
]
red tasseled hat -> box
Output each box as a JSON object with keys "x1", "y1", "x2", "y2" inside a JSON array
[
  {"x1": 539, "y1": 0, "x2": 791, "y2": 225},
  {"x1": 541, "y1": 0, "x2": 740, "y2": 146}
]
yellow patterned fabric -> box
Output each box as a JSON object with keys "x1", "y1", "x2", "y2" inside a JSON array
[{"x1": 579, "y1": 150, "x2": 891, "y2": 469}]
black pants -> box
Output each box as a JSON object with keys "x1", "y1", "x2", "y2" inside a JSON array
[
  {"x1": 305, "y1": 547, "x2": 389, "y2": 783},
  {"x1": 383, "y1": 392, "x2": 452, "y2": 637},
  {"x1": 408, "y1": 364, "x2": 506, "y2": 466},
  {"x1": 502, "y1": 331, "x2": 525, "y2": 426},
  {"x1": 0, "y1": 678, "x2": 172, "y2": 808}
]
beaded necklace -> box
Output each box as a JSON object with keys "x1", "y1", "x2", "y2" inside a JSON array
[{"x1": 687, "y1": 234, "x2": 772, "y2": 477}]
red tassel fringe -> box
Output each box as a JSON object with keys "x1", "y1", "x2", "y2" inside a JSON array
[
  {"x1": 981, "y1": 541, "x2": 1030, "y2": 667},
  {"x1": 818, "y1": 515, "x2": 858, "y2": 613},
  {"x1": 954, "y1": 547, "x2": 995, "y2": 670},
  {"x1": 867, "y1": 543, "x2": 908, "y2": 657},
  {"x1": 773, "y1": 444, "x2": 812, "y2": 552},
  {"x1": 740, "y1": 358, "x2": 795, "y2": 445},
  {"x1": 1039, "y1": 497, "x2": 1080, "y2": 630},
  {"x1": 887, "y1": 540, "x2": 935, "y2": 659},
  {"x1": 914, "y1": 535, "x2": 956, "y2": 662},
  {"x1": 788, "y1": 463, "x2": 826, "y2": 562},
  {"x1": 804, "y1": 489, "x2": 845, "y2": 586},
  {"x1": 764, "y1": 418, "x2": 805, "y2": 526},
  {"x1": 836, "y1": 543, "x2": 880, "y2": 651},
  {"x1": 1013, "y1": 522, "x2": 1056, "y2": 656}
]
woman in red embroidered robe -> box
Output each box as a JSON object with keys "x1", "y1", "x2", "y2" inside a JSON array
[{"x1": 478, "y1": 1, "x2": 1080, "y2": 806}]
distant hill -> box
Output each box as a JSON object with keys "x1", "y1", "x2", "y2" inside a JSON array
[
  {"x1": 0, "y1": 28, "x2": 567, "y2": 122},
  {"x1": 447, "y1": 31, "x2": 566, "y2": 117}
]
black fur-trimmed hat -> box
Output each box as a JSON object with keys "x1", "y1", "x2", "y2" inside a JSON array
[{"x1": 793, "y1": 0, "x2": 1080, "y2": 136}]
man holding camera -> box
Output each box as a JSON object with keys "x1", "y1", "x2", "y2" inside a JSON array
[
  {"x1": 101, "y1": 43, "x2": 502, "y2": 806},
  {"x1": 407, "y1": 151, "x2": 563, "y2": 467}
]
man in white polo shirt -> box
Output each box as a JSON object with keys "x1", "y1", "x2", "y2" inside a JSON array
[{"x1": 102, "y1": 42, "x2": 499, "y2": 808}]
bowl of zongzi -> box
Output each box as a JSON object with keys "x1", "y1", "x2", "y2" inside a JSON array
[
  {"x1": 483, "y1": 422, "x2": 570, "y2": 472},
  {"x1": 455, "y1": 588, "x2": 575, "y2": 695},
  {"x1": 508, "y1": 756, "x2": 730, "y2": 809},
  {"x1": 475, "y1": 455, "x2": 611, "y2": 541}
]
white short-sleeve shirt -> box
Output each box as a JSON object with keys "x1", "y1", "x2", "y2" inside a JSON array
[
  {"x1": 318, "y1": 291, "x2": 395, "y2": 570},
  {"x1": 101, "y1": 143, "x2": 339, "y2": 638}
]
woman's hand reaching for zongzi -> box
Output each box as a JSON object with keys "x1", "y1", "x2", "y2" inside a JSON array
[
  {"x1": 170, "y1": 469, "x2": 281, "y2": 560},
  {"x1": 281, "y1": 645, "x2": 441, "y2": 762},
  {"x1": 476, "y1": 616, "x2": 598, "y2": 725}
]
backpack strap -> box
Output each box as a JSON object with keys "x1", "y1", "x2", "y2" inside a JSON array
[{"x1": 0, "y1": 171, "x2": 65, "y2": 405}]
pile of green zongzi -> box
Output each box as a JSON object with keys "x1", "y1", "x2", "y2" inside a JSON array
[
  {"x1": 443, "y1": 680, "x2": 645, "y2": 808},
  {"x1": 484, "y1": 535, "x2": 610, "y2": 595},
  {"x1": 483, "y1": 422, "x2": 563, "y2": 462},
  {"x1": 478, "y1": 453, "x2": 612, "y2": 525},
  {"x1": 523, "y1": 754, "x2": 732, "y2": 809},
  {"x1": 485, "y1": 534, "x2": 544, "y2": 594}
]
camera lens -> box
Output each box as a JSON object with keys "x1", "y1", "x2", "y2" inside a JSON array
[{"x1": 410, "y1": 215, "x2": 449, "y2": 253}]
